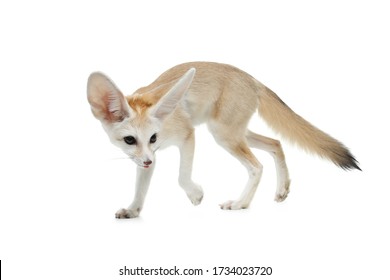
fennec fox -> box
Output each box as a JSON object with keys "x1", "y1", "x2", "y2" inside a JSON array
[{"x1": 87, "y1": 62, "x2": 360, "y2": 218}]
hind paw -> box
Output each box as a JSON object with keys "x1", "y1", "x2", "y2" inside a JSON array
[
  {"x1": 274, "y1": 192, "x2": 289, "y2": 202},
  {"x1": 274, "y1": 180, "x2": 290, "y2": 202}
]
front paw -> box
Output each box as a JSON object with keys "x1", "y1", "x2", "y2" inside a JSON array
[
  {"x1": 186, "y1": 184, "x2": 204, "y2": 206},
  {"x1": 115, "y1": 208, "x2": 140, "y2": 219},
  {"x1": 219, "y1": 200, "x2": 248, "y2": 210}
]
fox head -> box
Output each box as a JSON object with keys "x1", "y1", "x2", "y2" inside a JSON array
[{"x1": 87, "y1": 68, "x2": 195, "y2": 168}]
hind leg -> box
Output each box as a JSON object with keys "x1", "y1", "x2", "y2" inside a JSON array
[
  {"x1": 208, "y1": 123, "x2": 263, "y2": 210},
  {"x1": 246, "y1": 130, "x2": 290, "y2": 202}
]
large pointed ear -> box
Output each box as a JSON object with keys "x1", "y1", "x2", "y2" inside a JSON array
[
  {"x1": 150, "y1": 68, "x2": 196, "y2": 120},
  {"x1": 87, "y1": 72, "x2": 131, "y2": 123}
]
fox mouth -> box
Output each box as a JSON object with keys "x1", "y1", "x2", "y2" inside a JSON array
[
  {"x1": 134, "y1": 162, "x2": 152, "y2": 169},
  {"x1": 134, "y1": 162, "x2": 151, "y2": 169},
  {"x1": 128, "y1": 156, "x2": 153, "y2": 169}
]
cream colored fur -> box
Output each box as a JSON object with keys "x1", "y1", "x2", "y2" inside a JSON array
[{"x1": 87, "y1": 62, "x2": 360, "y2": 218}]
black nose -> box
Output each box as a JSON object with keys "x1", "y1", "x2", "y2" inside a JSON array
[{"x1": 143, "y1": 160, "x2": 152, "y2": 166}]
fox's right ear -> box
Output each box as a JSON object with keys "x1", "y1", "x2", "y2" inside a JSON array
[{"x1": 87, "y1": 72, "x2": 131, "y2": 123}]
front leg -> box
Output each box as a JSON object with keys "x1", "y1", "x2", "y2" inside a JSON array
[
  {"x1": 178, "y1": 130, "x2": 204, "y2": 205},
  {"x1": 115, "y1": 163, "x2": 155, "y2": 219}
]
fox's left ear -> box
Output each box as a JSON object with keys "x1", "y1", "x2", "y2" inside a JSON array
[{"x1": 150, "y1": 68, "x2": 196, "y2": 120}]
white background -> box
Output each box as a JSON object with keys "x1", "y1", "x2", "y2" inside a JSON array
[{"x1": 1, "y1": 0, "x2": 389, "y2": 279}]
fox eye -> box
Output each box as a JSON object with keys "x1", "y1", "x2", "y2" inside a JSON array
[
  {"x1": 150, "y1": 133, "x2": 157, "y2": 144},
  {"x1": 124, "y1": 136, "x2": 137, "y2": 145}
]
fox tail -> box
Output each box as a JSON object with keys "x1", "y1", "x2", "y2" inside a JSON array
[{"x1": 258, "y1": 86, "x2": 361, "y2": 171}]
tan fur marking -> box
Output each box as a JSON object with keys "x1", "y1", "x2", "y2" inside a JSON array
[
  {"x1": 234, "y1": 142, "x2": 260, "y2": 168},
  {"x1": 126, "y1": 80, "x2": 179, "y2": 117},
  {"x1": 127, "y1": 95, "x2": 153, "y2": 116}
]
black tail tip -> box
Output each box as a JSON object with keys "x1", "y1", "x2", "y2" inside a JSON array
[{"x1": 338, "y1": 153, "x2": 362, "y2": 171}]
